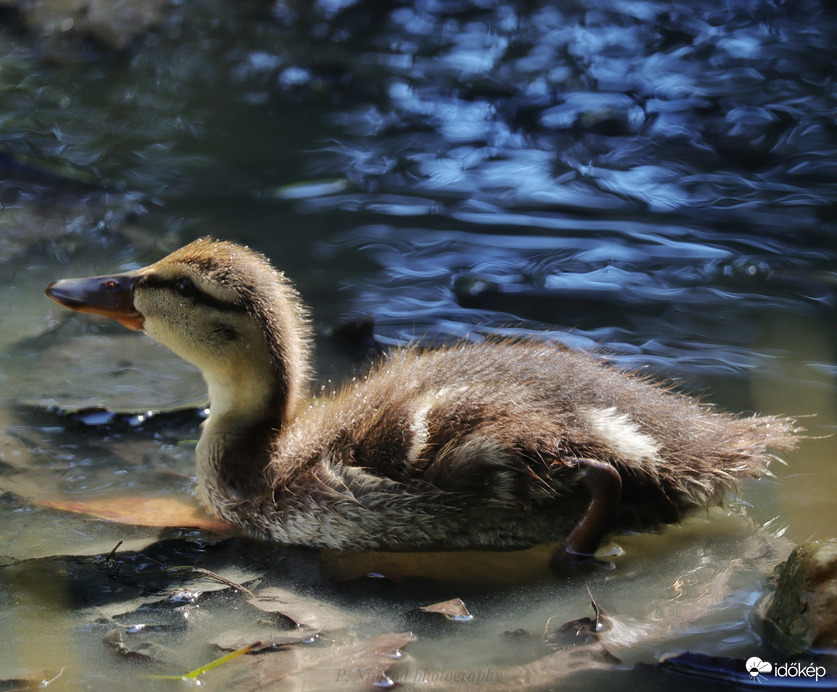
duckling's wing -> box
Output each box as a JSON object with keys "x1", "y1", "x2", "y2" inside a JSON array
[
  {"x1": 299, "y1": 341, "x2": 795, "y2": 510},
  {"x1": 268, "y1": 341, "x2": 796, "y2": 552}
]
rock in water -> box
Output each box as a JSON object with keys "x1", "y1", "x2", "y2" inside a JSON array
[{"x1": 765, "y1": 539, "x2": 837, "y2": 653}]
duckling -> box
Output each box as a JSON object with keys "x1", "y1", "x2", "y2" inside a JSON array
[{"x1": 45, "y1": 237, "x2": 798, "y2": 570}]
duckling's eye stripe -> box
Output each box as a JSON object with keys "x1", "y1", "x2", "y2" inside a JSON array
[{"x1": 139, "y1": 275, "x2": 247, "y2": 313}]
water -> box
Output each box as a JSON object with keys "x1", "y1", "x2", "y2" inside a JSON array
[{"x1": 1, "y1": 0, "x2": 836, "y2": 688}]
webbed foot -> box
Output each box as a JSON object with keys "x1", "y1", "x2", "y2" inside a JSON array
[{"x1": 550, "y1": 459, "x2": 622, "y2": 574}]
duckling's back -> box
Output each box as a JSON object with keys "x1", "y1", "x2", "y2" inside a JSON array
[{"x1": 267, "y1": 340, "x2": 796, "y2": 550}]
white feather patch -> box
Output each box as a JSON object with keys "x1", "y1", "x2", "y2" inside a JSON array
[
  {"x1": 407, "y1": 401, "x2": 432, "y2": 465},
  {"x1": 583, "y1": 406, "x2": 661, "y2": 465}
]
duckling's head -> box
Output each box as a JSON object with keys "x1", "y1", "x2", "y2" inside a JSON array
[{"x1": 46, "y1": 237, "x2": 311, "y2": 425}]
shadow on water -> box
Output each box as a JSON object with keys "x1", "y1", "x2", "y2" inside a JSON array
[{"x1": 0, "y1": 0, "x2": 836, "y2": 688}]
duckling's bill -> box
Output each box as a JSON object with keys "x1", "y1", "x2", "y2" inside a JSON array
[{"x1": 45, "y1": 273, "x2": 145, "y2": 331}]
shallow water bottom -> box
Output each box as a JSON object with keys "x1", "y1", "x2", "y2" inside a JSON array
[
  {"x1": 0, "y1": 504, "x2": 809, "y2": 691},
  {"x1": 1, "y1": 286, "x2": 835, "y2": 689}
]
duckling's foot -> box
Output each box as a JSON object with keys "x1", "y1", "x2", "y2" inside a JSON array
[{"x1": 550, "y1": 459, "x2": 622, "y2": 574}]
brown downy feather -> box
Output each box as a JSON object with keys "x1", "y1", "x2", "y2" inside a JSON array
[
  {"x1": 261, "y1": 339, "x2": 797, "y2": 549},
  {"x1": 46, "y1": 238, "x2": 799, "y2": 554}
]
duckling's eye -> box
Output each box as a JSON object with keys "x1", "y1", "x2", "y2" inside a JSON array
[{"x1": 175, "y1": 277, "x2": 196, "y2": 298}]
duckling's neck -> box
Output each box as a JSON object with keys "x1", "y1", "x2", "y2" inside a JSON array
[
  {"x1": 203, "y1": 359, "x2": 287, "y2": 429},
  {"x1": 194, "y1": 336, "x2": 307, "y2": 512}
]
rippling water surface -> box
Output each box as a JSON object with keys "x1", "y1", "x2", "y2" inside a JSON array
[{"x1": 1, "y1": 0, "x2": 835, "y2": 688}]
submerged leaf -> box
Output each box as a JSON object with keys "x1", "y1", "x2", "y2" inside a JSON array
[
  {"x1": 472, "y1": 642, "x2": 617, "y2": 689},
  {"x1": 226, "y1": 631, "x2": 414, "y2": 691},
  {"x1": 103, "y1": 628, "x2": 159, "y2": 662},
  {"x1": 2, "y1": 537, "x2": 263, "y2": 615},
  {"x1": 149, "y1": 643, "x2": 259, "y2": 681},
  {"x1": 37, "y1": 496, "x2": 235, "y2": 532},
  {"x1": 400, "y1": 600, "x2": 622, "y2": 690},
  {"x1": 249, "y1": 587, "x2": 366, "y2": 632},
  {"x1": 177, "y1": 567, "x2": 255, "y2": 597},
  {"x1": 212, "y1": 629, "x2": 317, "y2": 653}
]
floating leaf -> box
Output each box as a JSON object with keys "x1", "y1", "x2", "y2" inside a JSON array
[
  {"x1": 248, "y1": 587, "x2": 366, "y2": 632},
  {"x1": 37, "y1": 496, "x2": 235, "y2": 533},
  {"x1": 402, "y1": 598, "x2": 474, "y2": 636},
  {"x1": 547, "y1": 589, "x2": 610, "y2": 648},
  {"x1": 544, "y1": 591, "x2": 620, "y2": 665},
  {"x1": 411, "y1": 598, "x2": 473, "y2": 622}
]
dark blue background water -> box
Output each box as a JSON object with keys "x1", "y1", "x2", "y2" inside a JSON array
[{"x1": 6, "y1": 0, "x2": 836, "y2": 372}]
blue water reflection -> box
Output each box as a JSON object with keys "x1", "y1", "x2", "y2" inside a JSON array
[{"x1": 2, "y1": 0, "x2": 834, "y2": 385}]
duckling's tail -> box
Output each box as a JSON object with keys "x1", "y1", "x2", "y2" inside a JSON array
[
  {"x1": 614, "y1": 413, "x2": 801, "y2": 529},
  {"x1": 669, "y1": 413, "x2": 800, "y2": 507}
]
